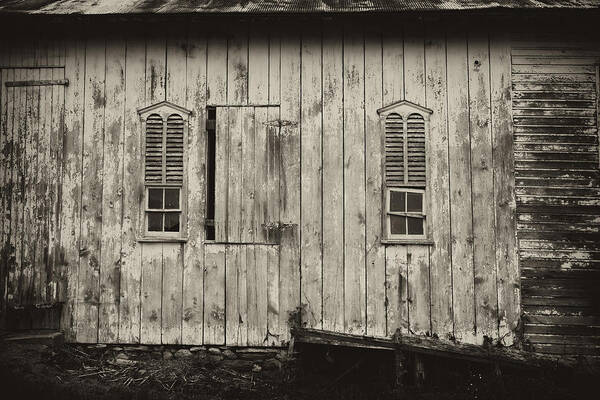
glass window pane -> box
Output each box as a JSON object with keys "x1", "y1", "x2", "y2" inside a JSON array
[
  {"x1": 164, "y1": 212, "x2": 180, "y2": 232},
  {"x1": 390, "y1": 215, "x2": 406, "y2": 235},
  {"x1": 148, "y1": 188, "x2": 163, "y2": 209},
  {"x1": 165, "y1": 189, "x2": 180, "y2": 209},
  {"x1": 148, "y1": 212, "x2": 163, "y2": 231},
  {"x1": 389, "y1": 191, "x2": 405, "y2": 212},
  {"x1": 407, "y1": 217, "x2": 424, "y2": 235},
  {"x1": 407, "y1": 192, "x2": 423, "y2": 213}
]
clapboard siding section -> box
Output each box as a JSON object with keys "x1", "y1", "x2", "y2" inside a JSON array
[
  {"x1": 1, "y1": 23, "x2": 520, "y2": 348},
  {"x1": 512, "y1": 38, "x2": 600, "y2": 357}
]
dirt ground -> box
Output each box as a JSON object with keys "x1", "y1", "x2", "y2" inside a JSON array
[{"x1": 0, "y1": 338, "x2": 598, "y2": 400}]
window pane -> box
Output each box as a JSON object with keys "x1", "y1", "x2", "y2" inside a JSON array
[
  {"x1": 390, "y1": 215, "x2": 406, "y2": 235},
  {"x1": 407, "y1": 217, "x2": 424, "y2": 235},
  {"x1": 165, "y1": 188, "x2": 179, "y2": 209},
  {"x1": 148, "y1": 212, "x2": 163, "y2": 231},
  {"x1": 165, "y1": 212, "x2": 180, "y2": 232},
  {"x1": 407, "y1": 192, "x2": 423, "y2": 212},
  {"x1": 389, "y1": 191, "x2": 405, "y2": 212},
  {"x1": 148, "y1": 188, "x2": 163, "y2": 209}
]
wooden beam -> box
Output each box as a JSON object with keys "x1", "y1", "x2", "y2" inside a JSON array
[
  {"x1": 5, "y1": 79, "x2": 68, "y2": 87},
  {"x1": 291, "y1": 327, "x2": 579, "y2": 369}
]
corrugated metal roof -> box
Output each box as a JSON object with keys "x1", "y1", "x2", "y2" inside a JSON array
[{"x1": 0, "y1": 0, "x2": 598, "y2": 14}]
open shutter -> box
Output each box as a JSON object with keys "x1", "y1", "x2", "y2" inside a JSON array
[
  {"x1": 385, "y1": 113, "x2": 404, "y2": 186},
  {"x1": 407, "y1": 113, "x2": 426, "y2": 186},
  {"x1": 166, "y1": 114, "x2": 184, "y2": 183},
  {"x1": 145, "y1": 113, "x2": 164, "y2": 183}
]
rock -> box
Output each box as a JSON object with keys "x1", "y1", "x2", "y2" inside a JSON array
[
  {"x1": 208, "y1": 347, "x2": 221, "y2": 355},
  {"x1": 113, "y1": 347, "x2": 123, "y2": 352},
  {"x1": 163, "y1": 351, "x2": 173, "y2": 360},
  {"x1": 223, "y1": 349, "x2": 237, "y2": 360},
  {"x1": 115, "y1": 358, "x2": 137, "y2": 366},
  {"x1": 262, "y1": 358, "x2": 282, "y2": 371},
  {"x1": 151, "y1": 351, "x2": 163, "y2": 359},
  {"x1": 190, "y1": 346, "x2": 206, "y2": 353},
  {"x1": 221, "y1": 359, "x2": 254, "y2": 372},
  {"x1": 252, "y1": 364, "x2": 262, "y2": 373},
  {"x1": 116, "y1": 352, "x2": 129, "y2": 360},
  {"x1": 128, "y1": 345, "x2": 150, "y2": 352},
  {"x1": 174, "y1": 349, "x2": 193, "y2": 359}
]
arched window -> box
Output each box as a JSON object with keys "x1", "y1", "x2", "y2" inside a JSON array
[
  {"x1": 138, "y1": 101, "x2": 191, "y2": 238},
  {"x1": 378, "y1": 100, "x2": 432, "y2": 240}
]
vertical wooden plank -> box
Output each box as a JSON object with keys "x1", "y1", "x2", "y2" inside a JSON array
[
  {"x1": 49, "y1": 67, "x2": 65, "y2": 304},
  {"x1": 268, "y1": 33, "x2": 281, "y2": 105},
  {"x1": 240, "y1": 106, "x2": 255, "y2": 242},
  {"x1": 266, "y1": 244, "x2": 280, "y2": 345},
  {"x1": 300, "y1": 31, "x2": 323, "y2": 329},
  {"x1": 248, "y1": 244, "x2": 268, "y2": 345},
  {"x1": 468, "y1": 31, "x2": 499, "y2": 343},
  {"x1": 166, "y1": 31, "x2": 188, "y2": 105},
  {"x1": 225, "y1": 244, "x2": 247, "y2": 346},
  {"x1": 119, "y1": 33, "x2": 145, "y2": 344},
  {"x1": 254, "y1": 107, "x2": 268, "y2": 243},
  {"x1": 403, "y1": 23, "x2": 431, "y2": 336},
  {"x1": 490, "y1": 30, "x2": 519, "y2": 346},
  {"x1": 446, "y1": 30, "x2": 476, "y2": 344},
  {"x1": 322, "y1": 25, "x2": 344, "y2": 333},
  {"x1": 425, "y1": 24, "x2": 453, "y2": 339},
  {"x1": 386, "y1": 246, "x2": 408, "y2": 336},
  {"x1": 227, "y1": 107, "x2": 243, "y2": 242},
  {"x1": 0, "y1": 68, "x2": 10, "y2": 313},
  {"x1": 98, "y1": 36, "x2": 125, "y2": 343},
  {"x1": 382, "y1": 24, "x2": 404, "y2": 103},
  {"x1": 36, "y1": 68, "x2": 51, "y2": 306},
  {"x1": 343, "y1": 26, "x2": 367, "y2": 335},
  {"x1": 77, "y1": 37, "x2": 106, "y2": 343},
  {"x1": 214, "y1": 106, "x2": 229, "y2": 241},
  {"x1": 207, "y1": 34, "x2": 227, "y2": 105},
  {"x1": 278, "y1": 31, "x2": 301, "y2": 343},
  {"x1": 140, "y1": 243, "x2": 162, "y2": 344},
  {"x1": 204, "y1": 244, "x2": 225, "y2": 345},
  {"x1": 9, "y1": 78, "x2": 25, "y2": 311},
  {"x1": 183, "y1": 31, "x2": 207, "y2": 345},
  {"x1": 266, "y1": 106, "x2": 280, "y2": 244},
  {"x1": 60, "y1": 39, "x2": 85, "y2": 341},
  {"x1": 365, "y1": 30, "x2": 386, "y2": 337},
  {"x1": 146, "y1": 33, "x2": 167, "y2": 103},
  {"x1": 227, "y1": 27, "x2": 248, "y2": 105},
  {"x1": 162, "y1": 243, "x2": 183, "y2": 344},
  {"x1": 265, "y1": 107, "x2": 281, "y2": 344},
  {"x1": 248, "y1": 25, "x2": 269, "y2": 105},
  {"x1": 22, "y1": 68, "x2": 38, "y2": 306}
]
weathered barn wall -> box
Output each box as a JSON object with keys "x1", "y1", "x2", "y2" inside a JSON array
[
  {"x1": 511, "y1": 35, "x2": 600, "y2": 356},
  {"x1": 0, "y1": 17, "x2": 520, "y2": 347}
]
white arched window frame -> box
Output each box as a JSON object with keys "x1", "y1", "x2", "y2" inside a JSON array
[
  {"x1": 138, "y1": 101, "x2": 192, "y2": 240},
  {"x1": 377, "y1": 100, "x2": 433, "y2": 242}
]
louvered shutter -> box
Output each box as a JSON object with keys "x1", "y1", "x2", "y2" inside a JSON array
[
  {"x1": 385, "y1": 113, "x2": 405, "y2": 186},
  {"x1": 407, "y1": 113, "x2": 426, "y2": 186},
  {"x1": 145, "y1": 114, "x2": 164, "y2": 183},
  {"x1": 166, "y1": 114, "x2": 184, "y2": 183}
]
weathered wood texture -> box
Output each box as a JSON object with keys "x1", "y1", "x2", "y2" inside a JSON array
[
  {"x1": 1, "y1": 21, "x2": 522, "y2": 347},
  {"x1": 511, "y1": 35, "x2": 600, "y2": 357}
]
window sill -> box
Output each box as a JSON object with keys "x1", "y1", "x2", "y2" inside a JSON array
[
  {"x1": 381, "y1": 239, "x2": 434, "y2": 246},
  {"x1": 138, "y1": 237, "x2": 188, "y2": 243}
]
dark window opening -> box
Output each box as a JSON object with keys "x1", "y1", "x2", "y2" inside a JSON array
[{"x1": 206, "y1": 107, "x2": 216, "y2": 240}]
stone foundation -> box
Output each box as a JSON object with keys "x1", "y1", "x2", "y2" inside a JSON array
[{"x1": 79, "y1": 344, "x2": 293, "y2": 377}]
